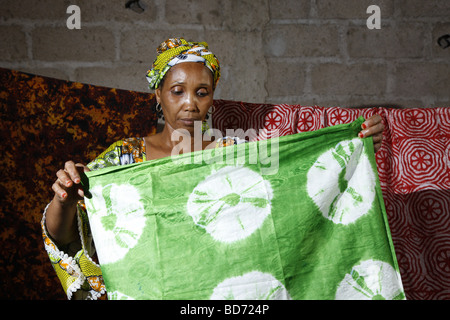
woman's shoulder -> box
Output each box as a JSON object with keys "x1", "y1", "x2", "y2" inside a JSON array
[{"x1": 87, "y1": 137, "x2": 146, "y2": 170}]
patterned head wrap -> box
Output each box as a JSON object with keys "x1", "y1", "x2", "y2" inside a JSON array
[{"x1": 146, "y1": 38, "x2": 221, "y2": 90}]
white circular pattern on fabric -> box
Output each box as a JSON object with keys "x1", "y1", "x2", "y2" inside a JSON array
[
  {"x1": 108, "y1": 290, "x2": 135, "y2": 300},
  {"x1": 84, "y1": 183, "x2": 146, "y2": 265},
  {"x1": 306, "y1": 138, "x2": 375, "y2": 224},
  {"x1": 210, "y1": 271, "x2": 291, "y2": 300},
  {"x1": 187, "y1": 166, "x2": 273, "y2": 243},
  {"x1": 335, "y1": 260, "x2": 405, "y2": 300}
]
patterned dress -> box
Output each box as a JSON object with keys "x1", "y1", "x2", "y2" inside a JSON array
[{"x1": 41, "y1": 136, "x2": 243, "y2": 300}]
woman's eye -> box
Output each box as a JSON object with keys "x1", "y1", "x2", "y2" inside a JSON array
[
  {"x1": 171, "y1": 89, "x2": 183, "y2": 95},
  {"x1": 197, "y1": 90, "x2": 209, "y2": 97}
]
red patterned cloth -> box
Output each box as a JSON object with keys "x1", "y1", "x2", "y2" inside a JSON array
[{"x1": 213, "y1": 101, "x2": 450, "y2": 300}]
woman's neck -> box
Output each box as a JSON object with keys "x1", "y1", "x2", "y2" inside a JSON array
[{"x1": 147, "y1": 122, "x2": 214, "y2": 160}]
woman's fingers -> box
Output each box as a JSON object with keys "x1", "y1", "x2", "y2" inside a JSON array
[
  {"x1": 359, "y1": 122, "x2": 385, "y2": 138},
  {"x1": 53, "y1": 161, "x2": 88, "y2": 203},
  {"x1": 52, "y1": 179, "x2": 68, "y2": 200},
  {"x1": 363, "y1": 114, "x2": 382, "y2": 128},
  {"x1": 359, "y1": 115, "x2": 384, "y2": 138},
  {"x1": 80, "y1": 163, "x2": 91, "y2": 173},
  {"x1": 358, "y1": 115, "x2": 385, "y2": 153},
  {"x1": 373, "y1": 133, "x2": 383, "y2": 153},
  {"x1": 372, "y1": 132, "x2": 383, "y2": 144},
  {"x1": 56, "y1": 169, "x2": 73, "y2": 188},
  {"x1": 64, "y1": 161, "x2": 81, "y2": 184}
]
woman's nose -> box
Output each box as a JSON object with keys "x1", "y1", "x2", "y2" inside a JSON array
[
  {"x1": 184, "y1": 94, "x2": 198, "y2": 112},
  {"x1": 184, "y1": 104, "x2": 196, "y2": 111}
]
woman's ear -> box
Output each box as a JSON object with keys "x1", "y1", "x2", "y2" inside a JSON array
[{"x1": 155, "y1": 87, "x2": 161, "y2": 104}]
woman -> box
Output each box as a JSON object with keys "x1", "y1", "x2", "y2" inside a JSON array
[{"x1": 42, "y1": 38, "x2": 385, "y2": 299}]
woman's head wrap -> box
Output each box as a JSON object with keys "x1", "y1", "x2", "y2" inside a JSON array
[{"x1": 146, "y1": 38, "x2": 221, "y2": 90}]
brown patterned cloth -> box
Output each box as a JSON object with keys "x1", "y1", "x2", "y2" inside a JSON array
[{"x1": 0, "y1": 68, "x2": 158, "y2": 299}]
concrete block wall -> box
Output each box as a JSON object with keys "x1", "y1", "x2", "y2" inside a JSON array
[{"x1": 1, "y1": 0, "x2": 449, "y2": 107}]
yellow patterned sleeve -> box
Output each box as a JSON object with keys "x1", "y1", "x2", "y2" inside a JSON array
[
  {"x1": 41, "y1": 202, "x2": 106, "y2": 300},
  {"x1": 87, "y1": 140, "x2": 124, "y2": 170}
]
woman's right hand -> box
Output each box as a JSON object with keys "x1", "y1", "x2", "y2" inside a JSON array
[
  {"x1": 52, "y1": 161, "x2": 90, "y2": 205},
  {"x1": 46, "y1": 161, "x2": 90, "y2": 246}
]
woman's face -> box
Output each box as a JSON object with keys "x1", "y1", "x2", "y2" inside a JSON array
[{"x1": 156, "y1": 62, "x2": 214, "y2": 135}]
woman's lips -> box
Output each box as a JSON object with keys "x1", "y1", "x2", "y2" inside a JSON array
[{"x1": 179, "y1": 118, "x2": 200, "y2": 126}]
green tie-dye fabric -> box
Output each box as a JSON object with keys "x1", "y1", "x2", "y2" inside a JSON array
[{"x1": 83, "y1": 117, "x2": 405, "y2": 300}]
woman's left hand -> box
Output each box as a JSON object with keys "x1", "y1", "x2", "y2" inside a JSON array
[{"x1": 358, "y1": 114, "x2": 384, "y2": 153}]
